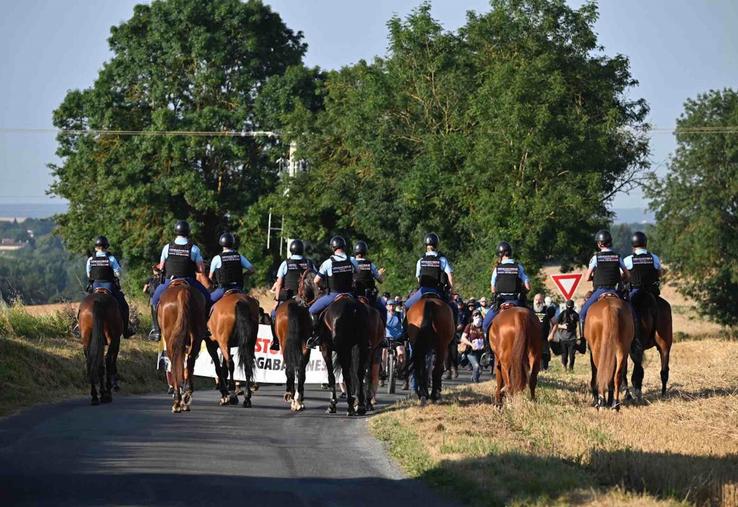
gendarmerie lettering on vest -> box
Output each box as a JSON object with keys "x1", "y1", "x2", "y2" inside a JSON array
[
  {"x1": 284, "y1": 258, "x2": 310, "y2": 292},
  {"x1": 89, "y1": 255, "x2": 115, "y2": 281},
  {"x1": 593, "y1": 251, "x2": 621, "y2": 288},
  {"x1": 217, "y1": 251, "x2": 243, "y2": 287},
  {"x1": 165, "y1": 242, "x2": 196, "y2": 278},
  {"x1": 630, "y1": 253, "x2": 658, "y2": 289},
  {"x1": 328, "y1": 256, "x2": 354, "y2": 293},
  {"x1": 494, "y1": 264, "x2": 521, "y2": 295},
  {"x1": 354, "y1": 259, "x2": 375, "y2": 294},
  {"x1": 419, "y1": 254, "x2": 442, "y2": 289}
]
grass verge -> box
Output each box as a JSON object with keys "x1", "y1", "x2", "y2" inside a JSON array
[{"x1": 370, "y1": 338, "x2": 738, "y2": 506}]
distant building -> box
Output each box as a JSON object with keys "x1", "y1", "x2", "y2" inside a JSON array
[{"x1": 0, "y1": 238, "x2": 27, "y2": 251}]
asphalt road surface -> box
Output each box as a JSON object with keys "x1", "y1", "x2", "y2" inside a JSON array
[{"x1": 0, "y1": 378, "x2": 465, "y2": 507}]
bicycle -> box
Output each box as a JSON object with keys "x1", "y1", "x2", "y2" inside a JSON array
[{"x1": 385, "y1": 339, "x2": 406, "y2": 394}]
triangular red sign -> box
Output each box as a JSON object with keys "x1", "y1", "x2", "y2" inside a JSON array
[{"x1": 550, "y1": 273, "x2": 583, "y2": 301}]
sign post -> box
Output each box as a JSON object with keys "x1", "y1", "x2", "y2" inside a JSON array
[{"x1": 550, "y1": 273, "x2": 583, "y2": 301}]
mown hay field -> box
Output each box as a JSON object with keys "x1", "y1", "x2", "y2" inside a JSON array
[{"x1": 371, "y1": 336, "x2": 738, "y2": 506}]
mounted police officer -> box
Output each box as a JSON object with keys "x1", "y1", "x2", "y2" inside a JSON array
[
  {"x1": 307, "y1": 236, "x2": 358, "y2": 347},
  {"x1": 403, "y1": 233, "x2": 458, "y2": 322},
  {"x1": 579, "y1": 229, "x2": 631, "y2": 338},
  {"x1": 352, "y1": 240, "x2": 387, "y2": 323},
  {"x1": 623, "y1": 231, "x2": 662, "y2": 298},
  {"x1": 269, "y1": 239, "x2": 316, "y2": 351},
  {"x1": 86, "y1": 236, "x2": 133, "y2": 338},
  {"x1": 208, "y1": 232, "x2": 255, "y2": 304},
  {"x1": 150, "y1": 220, "x2": 212, "y2": 340},
  {"x1": 482, "y1": 241, "x2": 531, "y2": 338}
]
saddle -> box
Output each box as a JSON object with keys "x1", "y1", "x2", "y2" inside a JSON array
[
  {"x1": 499, "y1": 302, "x2": 516, "y2": 312},
  {"x1": 169, "y1": 278, "x2": 190, "y2": 288},
  {"x1": 334, "y1": 293, "x2": 354, "y2": 303},
  {"x1": 224, "y1": 288, "x2": 242, "y2": 297},
  {"x1": 420, "y1": 292, "x2": 442, "y2": 301},
  {"x1": 598, "y1": 291, "x2": 620, "y2": 302},
  {"x1": 94, "y1": 287, "x2": 112, "y2": 296}
]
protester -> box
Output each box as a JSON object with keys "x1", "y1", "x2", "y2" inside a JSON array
[
  {"x1": 554, "y1": 300, "x2": 580, "y2": 371},
  {"x1": 459, "y1": 309, "x2": 486, "y2": 382}
]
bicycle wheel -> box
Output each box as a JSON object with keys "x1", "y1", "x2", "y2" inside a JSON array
[{"x1": 387, "y1": 351, "x2": 396, "y2": 395}]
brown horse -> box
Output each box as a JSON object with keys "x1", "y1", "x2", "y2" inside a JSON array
[
  {"x1": 585, "y1": 295, "x2": 635, "y2": 410},
  {"x1": 158, "y1": 279, "x2": 208, "y2": 413},
  {"x1": 405, "y1": 295, "x2": 454, "y2": 403},
  {"x1": 78, "y1": 289, "x2": 123, "y2": 405},
  {"x1": 358, "y1": 296, "x2": 385, "y2": 411},
  {"x1": 205, "y1": 291, "x2": 260, "y2": 407},
  {"x1": 488, "y1": 305, "x2": 542, "y2": 406},
  {"x1": 273, "y1": 271, "x2": 316, "y2": 411}
]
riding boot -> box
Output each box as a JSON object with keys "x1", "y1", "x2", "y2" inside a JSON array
[
  {"x1": 121, "y1": 302, "x2": 133, "y2": 339},
  {"x1": 306, "y1": 313, "x2": 322, "y2": 348},
  {"x1": 269, "y1": 319, "x2": 280, "y2": 351},
  {"x1": 631, "y1": 319, "x2": 644, "y2": 363},
  {"x1": 149, "y1": 307, "x2": 161, "y2": 341}
]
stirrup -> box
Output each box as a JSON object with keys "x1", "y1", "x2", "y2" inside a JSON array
[
  {"x1": 306, "y1": 335, "x2": 321, "y2": 348},
  {"x1": 270, "y1": 339, "x2": 280, "y2": 351}
]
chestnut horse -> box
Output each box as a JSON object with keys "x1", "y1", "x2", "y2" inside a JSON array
[
  {"x1": 488, "y1": 306, "x2": 542, "y2": 406},
  {"x1": 78, "y1": 289, "x2": 123, "y2": 405},
  {"x1": 405, "y1": 295, "x2": 454, "y2": 403},
  {"x1": 158, "y1": 279, "x2": 208, "y2": 413},
  {"x1": 273, "y1": 271, "x2": 316, "y2": 412},
  {"x1": 358, "y1": 296, "x2": 385, "y2": 411},
  {"x1": 585, "y1": 295, "x2": 634, "y2": 410},
  {"x1": 205, "y1": 291, "x2": 260, "y2": 407}
]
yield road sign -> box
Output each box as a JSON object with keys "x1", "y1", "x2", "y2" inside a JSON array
[{"x1": 550, "y1": 273, "x2": 582, "y2": 301}]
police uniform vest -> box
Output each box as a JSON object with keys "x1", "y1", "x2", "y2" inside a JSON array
[
  {"x1": 593, "y1": 251, "x2": 621, "y2": 288},
  {"x1": 216, "y1": 251, "x2": 243, "y2": 287},
  {"x1": 328, "y1": 256, "x2": 354, "y2": 293},
  {"x1": 419, "y1": 254, "x2": 443, "y2": 289},
  {"x1": 284, "y1": 258, "x2": 310, "y2": 293},
  {"x1": 354, "y1": 259, "x2": 375, "y2": 293},
  {"x1": 629, "y1": 252, "x2": 658, "y2": 290},
  {"x1": 89, "y1": 254, "x2": 115, "y2": 282},
  {"x1": 494, "y1": 263, "x2": 522, "y2": 295},
  {"x1": 165, "y1": 242, "x2": 196, "y2": 278}
]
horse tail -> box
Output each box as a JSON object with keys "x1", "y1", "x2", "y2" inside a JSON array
[
  {"x1": 596, "y1": 301, "x2": 619, "y2": 394},
  {"x1": 171, "y1": 288, "x2": 191, "y2": 384},
  {"x1": 509, "y1": 311, "x2": 530, "y2": 394},
  {"x1": 87, "y1": 299, "x2": 106, "y2": 385},
  {"x1": 283, "y1": 302, "x2": 303, "y2": 377},
  {"x1": 236, "y1": 300, "x2": 256, "y2": 379}
]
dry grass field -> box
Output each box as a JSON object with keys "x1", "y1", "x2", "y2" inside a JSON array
[{"x1": 371, "y1": 335, "x2": 738, "y2": 506}]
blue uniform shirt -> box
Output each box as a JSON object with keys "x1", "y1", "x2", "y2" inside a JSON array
[
  {"x1": 415, "y1": 251, "x2": 452, "y2": 278},
  {"x1": 209, "y1": 249, "x2": 254, "y2": 278},
  {"x1": 588, "y1": 248, "x2": 627, "y2": 271},
  {"x1": 86, "y1": 251, "x2": 122, "y2": 279},
  {"x1": 160, "y1": 235, "x2": 204, "y2": 265},
  {"x1": 490, "y1": 258, "x2": 529, "y2": 287},
  {"x1": 623, "y1": 248, "x2": 662, "y2": 270},
  {"x1": 276, "y1": 255, "x2": 305, "y2": 278},
  {"x1": 317, "y1": 253, "x2": 358, "y2": 278},
  {"x1": 351, "y1": 256, "x2": 382, "y2": 280}
]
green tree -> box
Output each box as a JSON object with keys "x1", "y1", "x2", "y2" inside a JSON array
[
  {"x1": 646, "y1": 89, "x2": 738, "y2": 327},
  {"x1": 49, "y1": 0, "x2": 318, "y2": 288},
  {"x1": 271, "y1": 0, "x2": 649, "y2": 296}
]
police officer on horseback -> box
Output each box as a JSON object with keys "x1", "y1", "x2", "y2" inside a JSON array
[
  {"x1": 209, "y1": 232, "x2": 255, "y2": 304},
  {"x1": 352, "y1": 240, "x2": 387, "y2": 323},
  {"x1": 307, "y1": 236, "x2": 358, "y2": 347},
  {"x1": 86, "y1": 236, "x2": 133, "y2": 338},
  {"x1": 403, "y1": 233, "x2": 458, "y2": 322},
  {"x1": 150, "y1": 220, "x2": 212, "y2": 340},
  {"x1": 623, "y1": 231, "x2": 662, "y2": 298},
  {"x1": 269, "y1": 239, "x2": 316, "y2": 351},
  {"x1": 481, "y1": 241, "x2": 531, "y2": 337}
]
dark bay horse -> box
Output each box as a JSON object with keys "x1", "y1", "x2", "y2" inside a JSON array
[
  {"x1": 273, "y1": 271, "x2": 316, "y2": 412},
  {"x1": 318, "y1": 295, "x2": 370, "y2": 416},
  {"x1": 158, "y1": 279, "x2": 208, "y2": 413},
  {"x1": 585, "y1": 295, "x2": 634, "y2": 410},
  {"x1": 358, "y1": 296, "x2": 385, "y2": 411},
  {"x1": 488, "y1": 305, "x2": 541, "y2": 406},
  {"x1": 206, "y1": 291, "x2": 260, "y2": 407},
  {"x1": 405, "y1": 295, "x2": 454, "y2": 403},
  {"x1": 78, "y1": 289, "x2": 123, "y2": 405}
]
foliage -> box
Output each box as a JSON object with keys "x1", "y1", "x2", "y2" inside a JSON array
[
  {"x1": 646, "y1": 89, "x2": 738, "y2": 327},
  {"x1": 610, "y1": 222, "x2": 657, "y2": 256},
  {"x1": 49, "y1": 0, "x2": 322, "y2": 285},
  {"x1": 271, "y1": 0, "x2": 649, "y2": 296}
]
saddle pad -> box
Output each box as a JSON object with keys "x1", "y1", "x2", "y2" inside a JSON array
[
  {"x1": 420, "y1": 292, "x2": 442, "y2": 300},
  {"x1": 93, "y1": 287, "x2": 112, "y2": 296},
  {"x1": 598, "y1": 291, "x2": 619, "y2": 301},
  {"x1": 224, "y1": 288, "x2": 242, "y2": 296},
  {"x1": 170, "y1": 279, "x2": 190, "y2": 288},
  {"x1": 334, "y1": 293, "x2": 353, "y2": 302},
  {"x1": 499, "y1": 302, "x2": 516, "y2": 311}
]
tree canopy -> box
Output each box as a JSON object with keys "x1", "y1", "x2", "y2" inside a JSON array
[{"x1": 647, "y1": 88, "x2": 738, "y2": 327}]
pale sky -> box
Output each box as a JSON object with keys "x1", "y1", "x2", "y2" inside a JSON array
[{"x1": 1, "y1": 0, "x2": 737, "y2": 210}]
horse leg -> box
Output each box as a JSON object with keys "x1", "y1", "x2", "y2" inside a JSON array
[
  {"x1": 528, "y1": 347, "x2": 540, "y2": 401},
  {"x1": 494, "y1": 361, "x2": 504, "y2": 407},
  {"x1": 223, "y1": 347, "x2": 238, "y2": 406},
  {"x1": 340, "y1": 347, "x2": 355, "y2": 416},
  {"x1": 322, "y1": 347, "x2": 337, "y2": 414},
  {"x1": 357, "y1": 344, "x2": 370, "y2": 415},
  {"x1": 285, "y1": 367, "x2": 296, "y2": 406},
  {"x1": 656, "y1": 342, "x2": 670, "y2": 397},
  {"x1": 293, "y1": 351, "x2": 308, "y2": 412},
  {"x1": 589, "y1": 353, "x2": 601, "y2": 408},
  {"x1": 107, "y1": 336, "x2": 120, "y2": 393},
  {"x1": 612, "y1": 351, "x2": 627, "y2": 411},
  {"x1": 630, "y1": 347, "x2": 644, "y2": 402},
  {"x1": 431, "y1": 347, "x2": 445, "y2": 402}
]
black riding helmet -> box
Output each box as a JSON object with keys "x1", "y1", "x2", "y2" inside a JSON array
[
  {"x1": 174, "y1": 220, "x2": 190, "y2": 236},
  {"x1": 424, "y1": 232, "x2": 439, "y2": 248},
  {"x1": 496, "y1": 241, "x2": 512, "y2": 258},
  {"x1": 289, "y1": 239, "x2": 304, "y2": 255},
  {"x1": 94, "y1": 235, "x2": 109, "y2": 249},
  {"x1": 594, "y1": 229, "x2": 612, "y2": 247},
  {"x1": 219, "y1": 232, "x2": 235, "y2": 248},
  {"x1": 354, "y1": 240, "x2": 368, "y2": 256},
  {"x1": 631, "y1": 231, "x2": 647, "y2": 248},
  {"x1": 330, "y1": 236, "x2": 346, "y2": 251}
]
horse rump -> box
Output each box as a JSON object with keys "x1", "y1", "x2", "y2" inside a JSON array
[
  {"x1": 283, "y1": 301, "x2": 305, "y2": 376},
  {"x1": 86, "y1": 299, "x2": 106, "y2": 385},
  {"x1": 235, "y1": 300, "x2": 256, "y2": 378}
]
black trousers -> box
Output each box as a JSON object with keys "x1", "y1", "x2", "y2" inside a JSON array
[{"x1": 560, "y1": 340, "x2": 576, "y2": 370}]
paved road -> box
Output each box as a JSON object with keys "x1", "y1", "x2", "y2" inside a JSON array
[{"x1": 0, "y1": 378, "x2": 463, "y2": 507}]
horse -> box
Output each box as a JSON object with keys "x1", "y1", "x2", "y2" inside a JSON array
[
  {"x1": 405, "y1": 295, "x2": 455, "y2": 403},
  {"x1": 78, "y1": 289, "x2": 123, "y2": 405},
  {"x1": 158, "y1": 279, "x2": 208, "y2": 413},
  {"x1": 205, "y1": 291, "x2": 260, "y2": 407},
  {"x1": 585, "y1": 294, "x2": 635, "y2": 410},
  {"x1": 272, "y1": 271, "x2": 317, "y2": 411},
  {"x1": 487, "y1": 305, "x2": 542, "y2": 406},
  {"x1": 358, "y1": 295, "x2": 385, "y2": 411},
  {"x1": 315, "y1": 289, "x2": 370, "y2": 416}
]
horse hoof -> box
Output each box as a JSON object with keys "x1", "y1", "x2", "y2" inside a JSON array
[
  {"x1": 101, "y1": 395, "x2": 112, "y2": 404},
  {"x1": 172, "y1": 405, "x2": 181, "y2": 413},
  {"x1": 229, "y1": 395, "x2": 239, "y2": 405},
  {"x1": 357, "y1": 407, "x2": 367, "y2": 416},
  {"x1": 326, "y1": 406, "x2": 336, "y2": 414},
  {"x1": 219, "y1": 397, "x2": 228, "y2": 406},
  {"x1": 366, "y1": 403, "x2": 374, "y2": 412},
  {"x1": 183, "y1": 392, "x2": 192, "y2": 405},
  {"x1": 297, "y1": 403, "x2": 305, "y2": 412},
  {"x1": 182, "y1": 404, "x2": 191, "y2": 412},
  {"x1": 611, "y1": 402, "x2": 621, "y2": 412},
  {"x1": 242, "y1": 399, "x2": 252, "y2": 408},
  {"x1": 419, "y1": 396, "x2": 427, "y2": 406},
  {"x1": 284, "y1": 392, "x2": 293, "y2": 402},
  {"x1": 91, "y1": 397, "x2": 100, "y2": 406}
]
